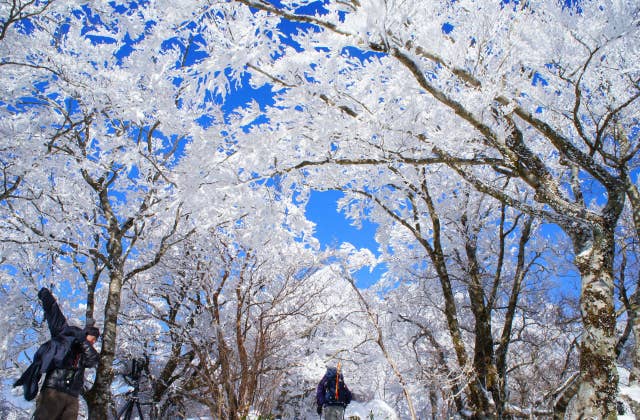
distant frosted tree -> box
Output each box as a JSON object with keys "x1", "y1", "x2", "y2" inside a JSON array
[{"x1": 123, "y1": 224, "x2": 362, "y2": 419}]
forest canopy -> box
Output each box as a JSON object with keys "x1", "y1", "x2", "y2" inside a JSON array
[{"x1": 1, "y1": 0, "x2": 639, "y2": 419}]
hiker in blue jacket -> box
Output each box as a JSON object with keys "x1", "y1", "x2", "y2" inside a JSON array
[
  {"x1": 14, "y1": 287, "x2": 100, "y2": 420},
  {"x1": 316, "y1": 365, "x2": 352, "y2": 420}
]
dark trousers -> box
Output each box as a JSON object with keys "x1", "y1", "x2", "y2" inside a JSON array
[{"x1": 34, "y1": 387, "x2": 79, "y2": 420}]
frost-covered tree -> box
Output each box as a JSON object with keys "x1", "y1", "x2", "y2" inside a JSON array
[
  {"x1": 0, "y1": 0, "x2": 73, "y2": 203},
  {"x1": 1, "y1": 3, "x2": 304, "y2": 417},
  {"x1": 2, "y1": 1, "x2": 638, "y2": 419},
  {"x1": 121, "y1": 224, "x2": 365, "y2": 419},
  {"x1": 0, "y1": 2, "x2": 220, "y2": 417},
  {"x1": 323, "y1": 169, "x2": 571, "y2": 417},
  {"x1": 216, "y1": 1, "x2": 640, "y2": 417}
]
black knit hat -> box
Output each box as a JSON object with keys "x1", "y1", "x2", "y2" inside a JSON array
[{"x1": 85, "y1": 326, "x2": 100, "y2": 338}]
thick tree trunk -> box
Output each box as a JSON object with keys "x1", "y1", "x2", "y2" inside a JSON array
[
  {"x1": 465, "y1": 238, "x2": 498, "y2": 417},
  {"x1": 630, "y1": 315, "x2": 640, "y2": 386},
  {"x1": 570, "y1": 226, "x2": 618, "y2": 419},
  {"x1": 623, "y1": 178, "x2": 640, "y2": 385},
  {"x1": 85, "y1": 268, "x2": 124, "y2": 419},
  {"x1": 462, "y1": 207, "x2": 518, "y2": 419}
]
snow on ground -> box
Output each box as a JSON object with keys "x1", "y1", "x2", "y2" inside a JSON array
[
  {"x1": 620, "y1": 384, "x2": 640, "y2": 402},
  {"x1": 241, "y1": 399, "x2": 398, "y2": 420},
  {"x1": 618, "y1": 366, "x2": 640, "y2": 420},
  {"x1": 344, "y1": 399, "x2": 398, "y2": 420}
]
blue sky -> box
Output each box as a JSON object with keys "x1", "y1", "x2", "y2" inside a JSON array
[{"x1": 305, "y1": 190, "x2": 385, "y2": 288}]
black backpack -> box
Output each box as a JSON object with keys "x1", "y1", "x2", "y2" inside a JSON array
[{"x1": 323, "y1": 369, "x2": 348, "y2": 405}]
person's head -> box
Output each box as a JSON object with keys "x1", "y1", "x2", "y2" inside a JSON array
[{"x1": 84, "y1": 325, "x2": 100, "y2": 345}]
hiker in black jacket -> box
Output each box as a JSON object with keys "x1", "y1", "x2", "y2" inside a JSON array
[
  {"x1": 316, "y1": 365, "x2": 352, "y2": 420},
  {"x1": 14, "y1": 287, "x2": 100, "y2": 420}
]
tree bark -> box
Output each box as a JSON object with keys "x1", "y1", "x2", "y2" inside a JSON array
[
  {"x1": 622, "y1": 174, "x2": 640, "y2": 385},
  {"x1": 85, "y1": 267, "x2": 124, "y2": 419},
  {"x1": 630, "y1": 306, "x2": 640, "y2": 386},
  {"x1": 569, "y1": 224, "x2": 619, "y2": 419},
  {"x1": 462, "y1": 217, "x2": 497, "y2": 418}
]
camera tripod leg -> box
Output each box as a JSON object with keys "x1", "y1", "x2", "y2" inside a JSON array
[
  {"x1": 116, "y1": 400, "x2": 132, "y2": 420},
  {"x1": 135, "y1": 401, "x2": 145, "y2": 420}
]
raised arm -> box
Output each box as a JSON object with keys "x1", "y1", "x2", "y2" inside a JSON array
[{"x1": 38, "y1": 287, "x2": 67, "y2": 337}]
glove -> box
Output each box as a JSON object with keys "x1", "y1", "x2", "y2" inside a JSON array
[
  {"x1": 317, "y1": 405, "x2": 322, "y2": 415},
  {"x1": 37, "y1": 287, "x2": 50, "y2": 300}
]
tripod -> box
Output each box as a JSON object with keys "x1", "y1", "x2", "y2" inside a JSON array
[
  {"x1": 116, "y1": 357, "x2": 148, "y2": 420},
  {"x1": 116, "y1": 388, "x2": 145, "y2": 420}
]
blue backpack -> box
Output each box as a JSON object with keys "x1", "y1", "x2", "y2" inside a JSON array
[{"x1": 323, "y1": 369, "x2": 349, "y2": 405}]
